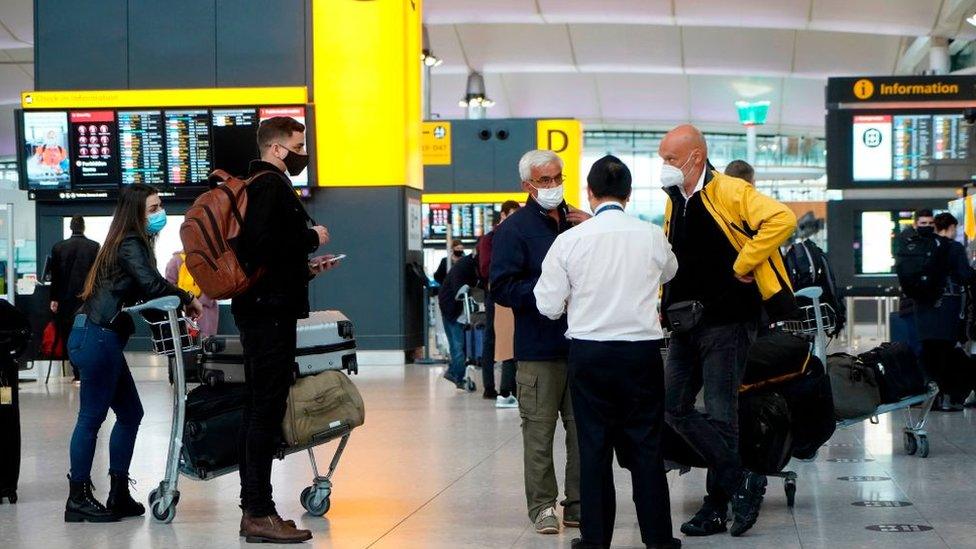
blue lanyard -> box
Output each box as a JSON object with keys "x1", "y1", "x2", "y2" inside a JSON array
[{"x1": 595, "y1": 204, "x2": 624, "y2": 215}]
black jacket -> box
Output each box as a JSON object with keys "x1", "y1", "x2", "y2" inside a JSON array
[
  {"x1": 81, "y1": 233, "x2": 193, "y2": 336},
  {"x1": 438, "y1": 254, "x2": 480, "y2": 322},
  {"x1": 489, "y1": 196, "x2": 571, "y2": 361},
  {"x1": 50, "y1": 233, "x2": 100, "y2": 313},
  {"x1": 231, "y1": 160, "x2": 319, "y2": 319}
]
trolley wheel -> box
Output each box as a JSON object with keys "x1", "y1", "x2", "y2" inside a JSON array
[
  {"x1": 301, "y1": 486, "x2": 332, "y2": 516},
  {"x1": 784, "y1": 479, "x2": 797, "y2": 508},
  {"x1": 149, "y1": 489, "x2": 179, "y2": 523},
  {"x1": 917, "y1": 435, "x2": 930, "y2": 458},
  {"x1": 903, "y1": 432, "x2": 918, "y2": 456},
  {"x1": 465, "y1": 379, "x2": 476, "y2": 392}
]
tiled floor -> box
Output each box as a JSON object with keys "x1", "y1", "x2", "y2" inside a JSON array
[{"x1": 2, "y1": 355, "x2": 976, "y2": 548}]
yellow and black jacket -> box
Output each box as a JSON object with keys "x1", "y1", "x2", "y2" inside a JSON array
[{"x1": 663, "y1": 169, "x2": 798, "y2": 321}]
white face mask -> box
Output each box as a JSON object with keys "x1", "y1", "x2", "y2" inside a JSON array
[
  {"x1": 659, "y1": 153, "x2": 695, "y2": 188},
  {"x1": 532, "y1": 184, "x2": 564, "y2": 210}
]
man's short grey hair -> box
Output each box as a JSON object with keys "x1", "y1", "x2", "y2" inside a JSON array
[{"x1": 518, "y1": 150, "x2": 563, "y2": 182}]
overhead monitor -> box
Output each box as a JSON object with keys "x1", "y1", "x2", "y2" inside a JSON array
[
  {"x1": 164, "y1": 109, "x2": 212, "y2": 185},
  {"x1": 422, "y1": 202, "x2": 501, "y2": 246},
  {"x1": 259, "y1": 107, "x2": 308, "y2": 186},
  {"x1": 211, "y1": 108, "x2": 259, "y2": 178},
  {"x1": 69, "y1": 110, "x2": 119, "y2": 187},
  {"x1": 118, "y1": 110, "x2": 167, "y2": 186},
  {"x1": 22, "y1": 111, "x2": 71, "y2": 190}
]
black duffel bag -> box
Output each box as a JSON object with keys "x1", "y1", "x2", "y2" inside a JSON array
[
  {"x1": 778, "y1": 356, "x2": 835, "y2": 459},
  {"x1": 741, "y1": 332, "x2": 812, "y2": 392},
  {"x1": 739, "y1": 391, "x2": 793, "y2": 473},
  {"x1": 858, "y1": 342, "x2": 926, "y2": 403},
  {"x1": 182, "y1": 384, "x2": 249, "y2": 477}
]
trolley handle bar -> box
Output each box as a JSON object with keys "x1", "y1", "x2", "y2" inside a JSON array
[
  {"x1": 121, "y1": 295, "x2": 182, "y2": 315},
  {"x1": 795, "y1": 287, "x2": 823, "y2": 300}
]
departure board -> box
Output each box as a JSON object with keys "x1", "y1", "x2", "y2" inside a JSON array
[
  {"x1": 852, "y1": 112, "x2": 973, "y2": 182},
  {"x1": 165, "y1": 110, "x2": 212, "y2": 185},
  {"x1": 211, "y1": 108, "x2": 259, "y2": 178},
  {"x1": 69, "y1": 110, "x2": 119, "y2": 186},
  {"x1": 118, "y1": 110, "x2": 166, "y2": 185}
]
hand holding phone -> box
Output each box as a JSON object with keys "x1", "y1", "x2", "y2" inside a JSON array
[{"x1": 309, "y1": 254, "x2": 346, "y2": 275}]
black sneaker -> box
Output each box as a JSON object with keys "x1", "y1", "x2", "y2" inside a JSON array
[
  {"x1": 680, "y1": 504, "x2": 727, "y2": 536},
  {"x1": 730, "y1": 473, "x2": 767, "y2": 537}
]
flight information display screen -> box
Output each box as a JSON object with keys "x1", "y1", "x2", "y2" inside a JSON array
[
  {"x1": 118, "y1": 110, "x2": 166, "y2": 185},
  {"x1": 849, "y1": 112, "x2": 974, "y2": 183},
  {"x1": 423, "y1": 202, "x2": 502, "y2": 245},
  {"x1": 211, "y1": 108, "x2": 259, "y2": 178},
  {"x1": 69, "y1": 110, "x2": 119, "y2": 186},
  {"x1": 165, "y1": 110, "x2": 212, "y2": 185}
]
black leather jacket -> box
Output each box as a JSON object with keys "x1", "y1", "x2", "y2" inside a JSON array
[{"x1": 81, "y1": 233, "x2": 193, "y2": 335}]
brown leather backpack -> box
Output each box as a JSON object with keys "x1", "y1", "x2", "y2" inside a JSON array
[{"x1": 179, "y1": 169, "x2": 269, "y2": 300}]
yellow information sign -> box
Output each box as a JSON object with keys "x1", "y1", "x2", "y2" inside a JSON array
[
  {"x1": 21, "y1": 87, "x2": 307, "y2": 109},
  {"x1": 422, "y1": 122, "x2": 452, "y2": 165},
  {"x1": 536, "y1": 119, "x2": 582, "y2": 206}
]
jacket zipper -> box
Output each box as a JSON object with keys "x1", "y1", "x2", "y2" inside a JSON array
[{"x1": 188, "y1": 218, "x2": 219, "y2": 258}]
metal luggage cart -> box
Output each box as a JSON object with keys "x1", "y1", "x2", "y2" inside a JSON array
[
  {"x1": 455, "y1": 284, "x2": 485, "y2": 392},
  {"x1": 125, "y1": 296, "x2": 352, "y2": 523}
]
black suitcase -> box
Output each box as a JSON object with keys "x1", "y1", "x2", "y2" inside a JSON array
[
  {"x1": 741, "y1": 332, "x2": 811, "y2": 392},
  {"x1": 739, "y1": 391, "x2": 793, "y2": 473},
  {"x1": 181, "y1": 384, "x2": 248, "y2": 478},
  {"x1": 858, "y1": 342, "x2": 926, "y2": 403},
  {"x1": 778, "y1": 357, "x2": 835, "y2": 459},
  {"x1": 0, "y1": 300, "x2": 30, "y2": 504}
]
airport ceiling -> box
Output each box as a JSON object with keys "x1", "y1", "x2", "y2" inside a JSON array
[{"x1": 3, "y1": 1, "x2": 976, "y2": 137}]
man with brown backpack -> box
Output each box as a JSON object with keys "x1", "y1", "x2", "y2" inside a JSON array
[{"x1": 232, "y1": 116, "x2": 332, "y2": 543}]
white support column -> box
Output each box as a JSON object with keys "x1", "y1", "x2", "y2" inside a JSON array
[{"x1": 930, "y1": 36, "x2": 951, "y2": 74}]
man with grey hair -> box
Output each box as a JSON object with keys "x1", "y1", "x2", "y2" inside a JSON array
[{"x1": 491, "y1": 149, "x2": 585, "y2": 535}]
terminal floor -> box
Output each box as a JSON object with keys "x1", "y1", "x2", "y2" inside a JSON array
[{"x1": 3, "y1": 357, "x2": 976, "y2": 549}]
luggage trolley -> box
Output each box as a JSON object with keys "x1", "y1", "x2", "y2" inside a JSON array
[
  {"x1": 124, "y1": 296, "x2": 353, "y2": 523},
  {"x1": 455, "y1": 284, "x2": 486, "y2": 393}
]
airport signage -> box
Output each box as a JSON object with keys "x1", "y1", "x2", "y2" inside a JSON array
[{"x1": 828, "y1": 75, "x2": 976, "y2": 104}]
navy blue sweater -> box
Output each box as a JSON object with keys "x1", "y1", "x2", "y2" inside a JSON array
[{"x1": 490, "y1": 196, "x2": 571, "y2": 361}]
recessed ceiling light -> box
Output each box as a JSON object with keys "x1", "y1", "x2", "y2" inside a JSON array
[{"x1": 968, "y1": 13, "x2": 976, "y2": 26}]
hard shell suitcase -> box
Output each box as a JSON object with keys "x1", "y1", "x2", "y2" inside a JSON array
[
  {"x1": 858, "y1": 342, "x2": 926, "y2": 404},
  {"x1": 181, "y1": 384, "x2": 248, "y2": 477},
  {"x1": 0, "y1": 301, "x2": 31, "y2": 504},
  {"x1": 827, "y1": 353, "x2": 881, "y2": 420}
]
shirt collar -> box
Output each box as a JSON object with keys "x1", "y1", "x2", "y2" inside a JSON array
[
  {"x1": 680, "y1": 166, "x2": 707, "y2": 199},
  {"x1": 594, "y1": 201, "x2": 625, "y2": 215}
]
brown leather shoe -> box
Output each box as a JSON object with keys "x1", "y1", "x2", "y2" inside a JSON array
[
  {"x1": 241, "y1": 514, "x2": 312, "y2": 544},
  {"x1": 240, "y1": 512, "x2": 297, "y2": 537}
]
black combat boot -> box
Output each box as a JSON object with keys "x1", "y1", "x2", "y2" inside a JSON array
[
  {"x1": 65, "y1": 476, "x2": 119, "y2": 523},
  {"x1": 105, "y1": 472, "x2": 145, "y2": 518}
]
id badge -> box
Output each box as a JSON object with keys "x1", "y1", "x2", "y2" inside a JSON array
[{"x1": 0, "y1": 386, "x2": 11, "y2": 405}]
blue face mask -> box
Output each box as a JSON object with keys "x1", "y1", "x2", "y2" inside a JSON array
[{"x1": 147, "y1": 209, "x2": 167, "y2": 235}]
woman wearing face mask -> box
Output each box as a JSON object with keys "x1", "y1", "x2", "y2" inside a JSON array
[{"x1": 64, "y1": 184, "x2": 203, "y2": 523}]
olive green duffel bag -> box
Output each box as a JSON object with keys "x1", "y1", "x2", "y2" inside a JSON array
[{"x1": 282, "y1": 370, "x2": 365, "y2": 447}]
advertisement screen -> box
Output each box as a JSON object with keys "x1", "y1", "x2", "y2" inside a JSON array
[
  {"x1": 69, "y1": 110, "x2": 119, "y2": 187},
  {"x1": 23, "y1": 111, "x2": 71, "y2": 189},
  {"x1": 259, "y1": 107, "x2": 308, "y2": 186},
  {"x1": 165, "y1": 110, "x2": 212, "y2": 185},
  {"x1": 211, "y1": 108, "x2": 259, "y2": 178},
  {"x1": 118, "y1": 110, "x2": 166, "y2": 185}
]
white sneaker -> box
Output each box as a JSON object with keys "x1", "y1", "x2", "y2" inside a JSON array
[{"x1": 495, "y1": 395, "x2": 518, "y2": 409}]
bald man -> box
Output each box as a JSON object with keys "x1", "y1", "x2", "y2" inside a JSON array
[{"x1": 658, "y1": 125, "x2": 796, "y2": 538}]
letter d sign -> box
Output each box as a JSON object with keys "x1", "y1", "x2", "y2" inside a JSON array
[{"x1": 547, "y1": 129, "x2": 569, "y2": 153}]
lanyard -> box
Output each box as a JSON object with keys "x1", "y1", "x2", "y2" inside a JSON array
[{"x1": 595, "y1": 204, "x2": 624, "y2": 215}]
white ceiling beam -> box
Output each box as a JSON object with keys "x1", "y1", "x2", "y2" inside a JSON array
[{"x1": 895, "y1": 36, "x2": 932, "y2": 75}]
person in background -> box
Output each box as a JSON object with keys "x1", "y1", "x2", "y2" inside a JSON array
[
  {"x1": 660, "y1": 125, "x2": 796, "y2": 538},
  {"x1": 434, "y1": 239, "x2": 465, "y2": 285},
  {"x1": 535, "y1": 155, "x2": 680, "y2": 549},
  {"x1": 49, "y1": 215, "x2": 100, "y2": 384},
  {"x1": 724, "y1": 160, "x2": 755, "y2": 185},
  {"x1": 438, "y1": 248, "x2": 481, "y2": 389},
  {"x1": 491, "y1": 149, "x2": 587, "y2": 536},
  {"x1": 66, "y1": 184, "x2": 203, "y2": 523},
  {"x1": 895, "y1": 209, "x2": 936, "y2": 340},
  {"x1": 477, "y1": 200, "x2": 521, "y2": 407},
  {"x1": 233, "y1": 116, "x2": 333, "y2": 544},
  {"x1": 165, "y1": 251, "x2": 219, "y2": 338},
  {"x1": 917, "y1": 212, "x2": 976, "y2": 412}
]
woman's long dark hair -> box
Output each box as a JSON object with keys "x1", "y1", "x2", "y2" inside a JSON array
[{"x1": 80, "y1": 184, "x2": 158, "y2": 301}]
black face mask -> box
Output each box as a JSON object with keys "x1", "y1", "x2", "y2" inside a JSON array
[
  {"x1": 281, "y1": 149, "x2": 309, "y2": 177},
  {"x1": 453, "y1": 250, "x2": 464, "y2": 258},
  {"x1": 917, "y1": 226, "x2": 935, "y2": 237}
]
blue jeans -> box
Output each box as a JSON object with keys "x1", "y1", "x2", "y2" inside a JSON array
[
  {"x1": 67, "y1": 317, "x2": 144, "y2": 482},
  {"x1": 443, "y1": 317, "x2": 467, "y2": 380}
]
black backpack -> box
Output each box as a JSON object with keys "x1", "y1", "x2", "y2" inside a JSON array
[
  {"x1": 784, "y1": 239, "x2": 846, "y2": 336},
  {"x1": 895, "y1": 231, "x2": 946, "y2": 303}
]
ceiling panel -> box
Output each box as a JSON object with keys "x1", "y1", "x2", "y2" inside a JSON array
[
  {"x1": 499, "y1": 72, "x2": 602, "y2": 119},
  {"x1": 570, "y1": 24, "x2": 682, "y2": 73},
  {"x1": 687, "y1": 74, "x2": 783, "y2": 126},
  {"x1": 0, "y1": 0, "x2": 33, "y2": 46},
  {"x1": 538, "y1": 0, "x2": 673, "y2": 24},
  {"x1": 0, "y1": 64, "x2": 31, "y2": 104},
  {"x1": 424, "y1": 0, "x2": 541, "y2": 24},
  {"x1": 425, "y1": 24, "x2": 469, "y2": 75},
  {"x1": 683, "y1": 27, "x2": 795, "y2": 77},
  {"x1": 455, "y1": 24, "x2": 576, "y2": 72},
  {"x1": 781, "y1": 77, "x2": 827, "y2": 131},
  {"x1": 676, "y1": 0, "x2": 810, "y2": 30},
  {"x1": 810, "y1": 0, "x2": 940, "y2": 36},
  {"x1": 793, "y1": 30, "x2": 902, "y2": 77},
  {"x1": 594, "y1": 73, "x2": 689, "y2": 123}
]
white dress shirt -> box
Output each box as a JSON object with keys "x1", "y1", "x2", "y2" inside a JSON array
[{"x1": 534, "y1": 201, "x2": 678, "y2": 341}]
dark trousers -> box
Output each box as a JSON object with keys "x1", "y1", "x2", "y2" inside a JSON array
[
  {"x1": 568, "y1": 339, "x2": 673, "y2": 547},
  {"x1": 481, "y1": 295, "x2": 517, "y2": 396},
  {"x1": 67, "y1": 318, "x2": 144, "y2": 481},
  {"x1": 236, "y1": 315, "x2": 297, "y2": 518},
  {"x1": 920, "y1": 339, "x2": 969, "y2": 403},
  {"x1": 665, "y1": 322, "x2": 753, "y2": 510}
]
